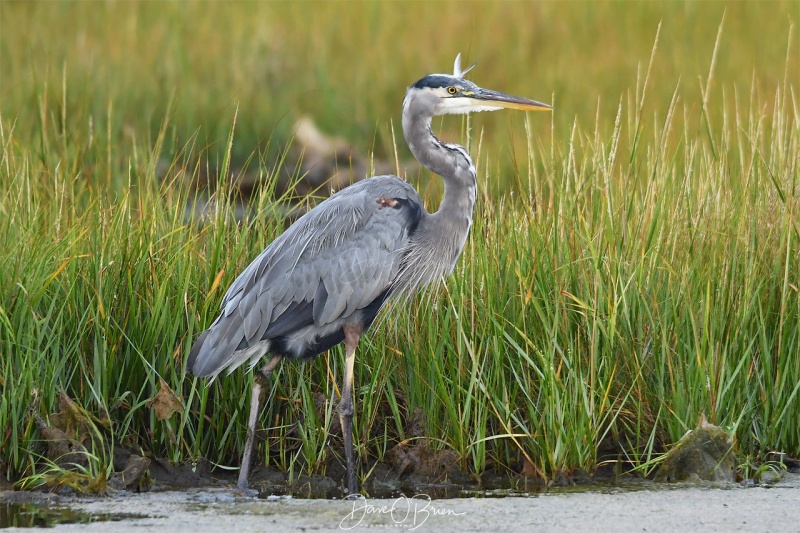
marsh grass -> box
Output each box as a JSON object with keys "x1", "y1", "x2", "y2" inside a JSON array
[{"x1": 1, "y1": 2, "x2": 798, "y2": 488}]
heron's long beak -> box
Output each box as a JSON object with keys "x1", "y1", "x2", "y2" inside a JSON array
[{"x1": 469, "y1": 88, "x2": 553, "y2": 111}]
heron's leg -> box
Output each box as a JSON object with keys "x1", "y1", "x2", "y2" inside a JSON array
[
  {"x1": 340, "y1": 324, "x2": 362, "y2": 497},
  {"x1": 237, "y1": 355, "x2": 282, "y2": 491}
]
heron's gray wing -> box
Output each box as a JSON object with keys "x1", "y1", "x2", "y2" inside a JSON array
[{"x1": 188, "y1": 176, "x2": 423, "y2": 378}]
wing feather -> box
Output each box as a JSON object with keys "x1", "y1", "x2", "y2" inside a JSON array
[{"x1": 188, "y1": 176, "x2": 424, "y2": 378}]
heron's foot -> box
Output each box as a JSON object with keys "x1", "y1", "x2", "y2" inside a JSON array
[
  {"x1": 345, "y1": 474, "x2": 357, "y2": 497},
  {"x1": 235, "y1": 484, "x2": 259, "y2": 498},
  {"x1": 236, "y1": 474, "x2": 253, "y2": 493},
  {"x1": 343, "y1": 492, "x2": 363, "y2": 501}
]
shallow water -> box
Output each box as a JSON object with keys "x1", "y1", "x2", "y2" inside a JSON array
[
  {"x1": 1, "y1": 473, "x2": 798, "y2": 532},
  {"x1": 0, "y1": 471, "x2": 791, "y2": 530},
  {"x1": 251, "y1": 473, "x2": 659, "y2": 500},
  {"x1": 0, "y1": 480, "x2": 641, "y2": 528},
  {"x1": 0, "y1": 502, "x2": 150, "y2": 528}
]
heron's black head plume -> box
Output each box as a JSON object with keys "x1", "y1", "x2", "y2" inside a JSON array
[{"x1": 411, "y1": 53, "x2": 477, "y2": 91}]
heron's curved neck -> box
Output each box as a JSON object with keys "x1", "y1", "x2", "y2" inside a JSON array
[{"x1": 402, "y1": 100, "x2": 477, "y2": 224}]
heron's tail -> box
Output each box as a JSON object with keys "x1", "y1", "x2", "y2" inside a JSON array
[
  {"x1": 186, "y1": 329, "x2": 212, "y2": 376},
  {"x1": 186, "y1": 319, "x2": 271, "y2": 381}
]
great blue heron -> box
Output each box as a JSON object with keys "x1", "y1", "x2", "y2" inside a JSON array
[{"x1": 187, "y1": 54, "x2": 551, "y2": 496}]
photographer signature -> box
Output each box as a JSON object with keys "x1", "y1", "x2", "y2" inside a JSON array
[{"x1": 339, "y1": 494, "x2": 466, "y2": 530}]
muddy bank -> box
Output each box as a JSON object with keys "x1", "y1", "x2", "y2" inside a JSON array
[{"x1": 2, "y1": 473, "x2": 798, "y2": 532}]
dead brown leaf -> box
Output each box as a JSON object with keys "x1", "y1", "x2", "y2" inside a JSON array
[
  {"x1": 148, "y1": 379, "x2": 183, "y2": 421},
  {"x1": 521, "y1": 457, "x2": 545, "y2": 478},
  {"x1": 49, "y1": 391, "x2": 98, "y2": 442}
]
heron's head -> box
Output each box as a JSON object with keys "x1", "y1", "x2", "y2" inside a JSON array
[{"x1": 405, "y1": 53, "x2": 553, "y2": 116}]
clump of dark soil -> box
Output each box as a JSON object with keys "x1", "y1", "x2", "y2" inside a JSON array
[
  {"x1": 23, "y1": 391, "x2": 151, "y2": 493},
  {"x1": 655, "y1": 415, "x2": 735, "y2": 483}
]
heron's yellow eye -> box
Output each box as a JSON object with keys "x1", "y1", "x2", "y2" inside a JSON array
[{"x1": 447, "y1": 86, "x2": 457, "y2": 95}]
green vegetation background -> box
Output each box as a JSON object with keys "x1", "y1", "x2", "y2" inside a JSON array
[{"x1": 1, "y1": 1, "x2": 798, "y2": 488}]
